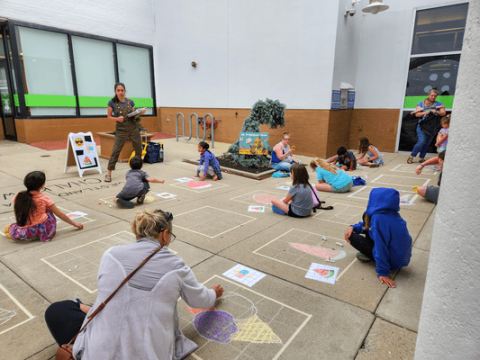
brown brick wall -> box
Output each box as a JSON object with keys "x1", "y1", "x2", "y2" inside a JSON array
[
  {"x1": 0, "y1": 121, "x2": 4, "y2": 139},
  {"x1": 10, "y1": 108, "x2": 401, "y2": 157},
  {"x1": 14, "y1": 117, "x2": 159, "y2": 143},
  {"x1": 348, "y1": 109, "x2": 401, "y2": 153}
]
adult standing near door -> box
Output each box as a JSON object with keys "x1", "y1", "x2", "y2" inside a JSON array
[
  {"x1": 407, "y1": 88, "x2": 446, "y2": 164},
  {"x1": 105, "y1": 82, "x2": 146, "y2": 182}
]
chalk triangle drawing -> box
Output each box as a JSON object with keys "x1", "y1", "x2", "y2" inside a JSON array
[
  {"x1": 186, "y1": 304, "x2": 216, "y2": 316},
  {"x1": 253, "y1": 194, "x2": 283, "y2": 204},
  {"x1": 187, "y1": 181, "x2": 212, "y2": 189},
  {"x1": 0, "y1": 308, "x2": 16, "y2": 326},
  {"x1": 231, "y1": 315, "x2": 282, "y2": 344},
  {"x1": 290, "y1": 243, "x2": 347, "y2": 260}
]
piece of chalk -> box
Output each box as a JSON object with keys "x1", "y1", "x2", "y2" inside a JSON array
[
  {"x1": 75, "y1": 265, "x2": 77, "y2": 269},
  {"x1": 322, "y1": 237, "x2": 327, "y2": 241},
  {"x1": 336, "y1": 242, "x2": 344, "y2": 247},
  {"x1": 69, "y1": 269, "x2": 71, "y2": 272},
  {"x1": 98, "y1": 201, "x2": 101, "y2": 205},
  {"x1": 109, "y1": 205, "x2": 112, "y2": 208},
  {"x1": 104, "y1": 201, "x2": 107, "y2": 204},
  {"x1": 325, "y1": 260, "x2": 335, "y2": 263}
]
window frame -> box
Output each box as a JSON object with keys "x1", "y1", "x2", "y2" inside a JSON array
[{"x1": 7, "y1": 20, "x2": 156, "y2": 119}]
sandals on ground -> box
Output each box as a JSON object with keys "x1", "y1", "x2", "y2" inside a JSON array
[
  {"x1": 104, "y1": 174, "x2": 111, "y2": 183},
  {"x1": 407, "y1": 157, "x2": 413, "y2": 164}
]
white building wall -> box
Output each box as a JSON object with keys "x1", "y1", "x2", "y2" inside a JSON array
[
  {"x1": 415, "y1": 0, "x2": 480, "y2": 357},
  {"x1": 154, "y1": 0, "x2": 339, "y2": 109},
  {"x1": 354, "y1": 0, "x2": 470, "y2": 109},
  {"x1": 0, "y1": 0, "x2": 156, "y2": 46}
]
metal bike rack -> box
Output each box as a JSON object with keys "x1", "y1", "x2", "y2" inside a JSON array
[{"x1": 175, "y1": 112, "x2": 215, "y2": 148}]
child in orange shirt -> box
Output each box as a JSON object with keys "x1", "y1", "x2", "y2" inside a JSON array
[{"x1": 4, "y1": 171, "x2": 83, "y2": 242}]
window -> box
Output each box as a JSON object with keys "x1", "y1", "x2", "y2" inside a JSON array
[
  {"x1": 72, "y1": 36, "x2": 116, "y2": 116},
  {"x1": 117, "y1": 44, "x2": 154, "y2": 115},
  {"x1": 10, "y1": 23, "x2": 155, "y2": 118},
  {"x1": 398, "y1": 3, "x2": 468, "y2": 153},
  {"x1": 16, "y1": 26, "x2": 75, "y2": 116}
]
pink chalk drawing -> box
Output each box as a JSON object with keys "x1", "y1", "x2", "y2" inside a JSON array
[
  {"x1": 290, "y1": 243, "x2": 347, "y2": 260},
  {"x1": 187, "y1": 181, "x2": 212, "y2": 189},
  {"x1": 186, "y1": 304, "x2": 216, "y2": 316},
  {"x1": 193, "y1": 310, "x2": 237, "y2": 344},
  {"x1": 313, "y1": 269, "x2": 335, "y2": 278},
  {"x1": 253, "y1": 194, "x2": 283, "y2": 204}
]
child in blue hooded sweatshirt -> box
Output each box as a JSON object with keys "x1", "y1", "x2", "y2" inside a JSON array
[{"x1": 344, "y1": 188, "x2": 412, "y2": 288}]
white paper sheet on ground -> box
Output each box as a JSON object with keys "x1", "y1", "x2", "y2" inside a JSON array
[
  {"x1": 174, "y1": 177, "x2": 193, "y2": 183},
  {"x1": 155, "y1": 192, "x2": 177, "y2": 199},
  {"x1": 222, "y1": 264, "x2": 266, "y2": 287},
  {"x1": 276, "y1": 186, "x2": 290, "y2": 190},
  {"x1": 305, "y1": 263, "x2": 339, "y2": 285},
  {"x1": 400, "y1": 194, "x2": 415, "y2": 206},
  {"x1": 248, "y1": 205, "x2": 265, "y2": 213}
]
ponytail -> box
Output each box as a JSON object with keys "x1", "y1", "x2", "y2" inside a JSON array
[{"x1": 15, "y1": 171, "x2": 46, "y2": 227}]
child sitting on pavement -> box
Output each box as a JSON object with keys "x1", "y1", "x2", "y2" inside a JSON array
[
  {"x1": 113, "y1": 156, "x2": 164, "y2": 209},
  {"x1": 356, "y1": 137, "x2": 384, "y2": 168},
  {"x1": 344, "y1": 188, "x2": 412, "y2": 288},
  {"x1": 195, "y1": 141, "x2": 222, "y2": 181},
  {"x1": 327, "y1": 147, "x2": 357, "y2": 171}
]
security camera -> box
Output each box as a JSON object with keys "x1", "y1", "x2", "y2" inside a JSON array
[{"x1": 345, "y1": 9, "x2": 356, "y2": 17}]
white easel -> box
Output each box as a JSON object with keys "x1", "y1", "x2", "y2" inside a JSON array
[{"x1": 65, "y1": 132, "x2": 102, "y2": 177}]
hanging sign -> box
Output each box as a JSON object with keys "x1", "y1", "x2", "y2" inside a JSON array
[{"x1": 64, "y1": 132, "x2": 102, "y2": 177}]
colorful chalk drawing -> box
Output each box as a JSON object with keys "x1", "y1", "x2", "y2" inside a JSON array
[
  {"x1": 222, "y1": 264, "x2": 266, "y2": 287},
  {"x1": 290, "y1": 243, "x2": 347, "y2": 260},
  {"x1": 305, "y1": 263, "x2": 339, "y2": 285},
  {"x1": 231, "y1": 315, "x2": 282, "y2": 344},
  {"x1": 143, "y1": 193, "x2": 161, "y2": 204},
  {"x1": 186, "y1": 304, "x2": 215, "y2": 316},
  {"x1": 253, "y1": 194, "x2": 284, "y2": 204},
  {"x1": 248, "y1": 205, "x2": 265, "y2": 213},
  {"x1": 253, "y1": 229, "x2": 357, "y2": 282},
  {"x1": 276, "y1": 186, "x2": 290, "y2": 191},
  {"x1": 178, "y1": 275, "x2": 311, "y2": 360},
  {"x1": 0, "y1": 308, "x2": 16, "y2": 326},
  {"x1": 187, "y1": 181, "x2": 212, "y2": 189},
  {"x1": 313, "y1": 269, "x2": 335, "y2": 278},
  {"x1": 154, "y1": 192, "x2": 177, "y2": 199},
  {"x1": 193, "y1": 310, "x2": 237, "y2": 344}
]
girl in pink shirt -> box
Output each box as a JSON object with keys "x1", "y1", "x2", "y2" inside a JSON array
[{"x1": 5, "y1": 171, "x2": 83, "y2": 242}]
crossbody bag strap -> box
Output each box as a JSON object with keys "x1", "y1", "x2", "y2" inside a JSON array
[
  {"x1": 67, "y1": 244, "x2": 163, "y2": 345},
  {"x1": 308, "y1": 183, "x2": 334, "y2": 211}
]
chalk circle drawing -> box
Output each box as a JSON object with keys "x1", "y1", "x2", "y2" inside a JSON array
[
  {"x1": 0, "y1": 308, "x2": 16, "y2": 326},
  {"x1": 187, "y1": 181, "x2": 212, "y2": 189},
  {"x1": 193, "y1": 310, "x2": 237, "y2": 344},
  {"x1": 155, "y1": 192, "x2": 177, "y2": 199},
  {"x1": 290, "y1": 243, "x2": 347, "y2": 260},
  {"x1": 222, "y1": 264, "x2": 266, "y2": 287},
  {"x1": 305, "y1": 263, "x2": 339, "y2": 285},
  {"x1": 253, "y1": 194, "x2": 283, "y2": 204},
  {"x1": 174, "y1": 177, "x2": 193, "y2": 183}
]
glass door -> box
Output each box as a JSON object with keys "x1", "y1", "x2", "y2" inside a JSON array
[{"x1": 0, "y1": 26, "x2": 17, "y2": 140}]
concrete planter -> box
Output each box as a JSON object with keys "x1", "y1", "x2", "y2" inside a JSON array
[{"x1": 97, "y1": 132, "x2": 154, "y2": 162}]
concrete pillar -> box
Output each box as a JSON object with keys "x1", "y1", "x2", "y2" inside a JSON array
[{"x1": 415, "y1": 2, "x2": 480, "y2": 359}]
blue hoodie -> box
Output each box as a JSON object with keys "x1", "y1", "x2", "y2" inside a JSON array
[{"x1": 351, "y1": 188, "x2": 412, "y2": 277}]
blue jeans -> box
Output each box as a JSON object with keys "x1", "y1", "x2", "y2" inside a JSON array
[
  {"x1": 410, "y1": 125, "x2": 433, "y2": 159},
  {"x1": 271, "y1": 162, "x2": 293, "y2": 171}
]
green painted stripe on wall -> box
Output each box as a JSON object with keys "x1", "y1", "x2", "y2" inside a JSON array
[
  {"x1": 404, "y1": 95, "x2": 454, "y2": 109},
  {"x1": 19, "y1": 95, "x2": 154, "y2": 108},
  {"x1": 24, "y1": 94, "x2": 77, "y2": 107}
]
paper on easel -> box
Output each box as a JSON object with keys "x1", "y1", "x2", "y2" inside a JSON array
[{"x1": 65, "y1": 132, "x2": 102, "y2": 178}]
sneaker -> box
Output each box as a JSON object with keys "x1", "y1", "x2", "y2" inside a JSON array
[
  {"x1": 369, "y1": 163, "x2": 379, "y2": 168},
  {"x1": 116, "y1": 198, "x2": 135, "y2": 209},
  {"x1": 356, "y1": 252, "x2": 372, "y2": 263},
  {"x1": 137, "y1": 192, "x2": 148, "y2": 205},
  {"x1": 3, "y1": 225, "x2": 13, "y2": 240}
]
